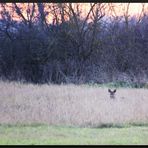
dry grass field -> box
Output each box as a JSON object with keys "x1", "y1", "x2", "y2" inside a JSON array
[{"x1": 0, "y1": 81, "x2": 147, "y2": 127}]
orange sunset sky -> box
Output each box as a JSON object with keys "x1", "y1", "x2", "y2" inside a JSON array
[{"x1": 0, "y1": 3, "x2": 148, "y2": 23}]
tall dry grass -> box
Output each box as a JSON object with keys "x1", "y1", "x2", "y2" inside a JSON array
[{"x1": 0, "y1": 81, "x2": 147, "y2": 127}]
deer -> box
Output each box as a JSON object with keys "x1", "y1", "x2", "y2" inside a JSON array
[{"x1": 108, "y1": 89, "x2": 116, "y2": 99}]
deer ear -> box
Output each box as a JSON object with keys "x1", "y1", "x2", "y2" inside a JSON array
[
  {"x1": 108, "y1": 89, "x2": 111, "y2": 92},
  {"x1": 114, "y1": 89, "x2": 116, "y2": 93}
]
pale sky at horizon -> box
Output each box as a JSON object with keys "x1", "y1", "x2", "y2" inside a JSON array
[{"x1": 0, "y1": 3, "x2": 148, "y2": 22}]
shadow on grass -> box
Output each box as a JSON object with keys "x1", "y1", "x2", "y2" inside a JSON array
[
  {"x1": 0, "y1": 122, "x2": 148, "y2": 129},
  {"x1": 92, "y1": 122, "x2": 148, "y2": 129}
]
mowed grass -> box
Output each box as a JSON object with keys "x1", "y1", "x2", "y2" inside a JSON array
[{"x1": 0, "y1": 124, "x2": 148, "y2": 145}]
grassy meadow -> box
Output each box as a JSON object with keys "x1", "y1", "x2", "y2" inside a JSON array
[
  {"x1": 0, "y1": 124, "x2": 148, "y2": 145},
  {"x1": 0, "y1": 80, "x2": 148, "y2": 144}
]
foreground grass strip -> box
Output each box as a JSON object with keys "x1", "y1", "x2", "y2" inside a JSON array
[{"x1": 0, "y1": 124, "x2": 148, "y2": 145}]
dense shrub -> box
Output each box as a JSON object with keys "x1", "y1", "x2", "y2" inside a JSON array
[{"x1": 0, "y1": 11, "x2": 147, "y2": 84}]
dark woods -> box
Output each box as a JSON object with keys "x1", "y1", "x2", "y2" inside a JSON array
[{"x1": 0, "y1": 3, "x2": 147, "y2": 84}]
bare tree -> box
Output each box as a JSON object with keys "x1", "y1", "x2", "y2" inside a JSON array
[
  {"x1": 122, "y1": 3, "x2": 130, "y2": 30},
  {"x1": 66, "y1": 3, "x2": 106, "y2": 61},
  {"x1": 136, "y1": 3, "x2": 146, "y2": 24},
  {"x1": 13, "y1": 3, "x2": 36, "y2": 28}
]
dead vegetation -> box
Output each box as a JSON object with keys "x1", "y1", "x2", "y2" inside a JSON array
[{"x1": 0, "y1": 81, "x2": 147, "y2": 127}]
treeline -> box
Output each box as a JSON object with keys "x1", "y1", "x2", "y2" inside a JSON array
[{"x1": 0, "y1": 3, "x2": 147, "y2": 84}]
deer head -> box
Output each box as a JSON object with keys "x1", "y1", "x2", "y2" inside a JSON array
[{"x1": 108, "y1": 89, "x2": 116, "y2": 99}]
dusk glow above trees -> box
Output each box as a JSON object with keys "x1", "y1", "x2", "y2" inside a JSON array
[{"x1": 0, "y1": 3, "x2": 147, "y2": 23}]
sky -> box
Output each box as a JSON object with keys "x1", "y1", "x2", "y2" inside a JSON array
[
  {"x1": 0, "y1": 3, "x2": 148, "y2": 22},
  {"x1": 83, "y1": 3, "x2": 148, "y2": 16},
  {"x1": 111, "y1": 3, "x2": 147, "y2": 16}
]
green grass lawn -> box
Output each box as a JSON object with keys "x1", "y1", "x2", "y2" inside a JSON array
[{"x1": 0, "y1": 124, "x2": 148, "y2": 145}]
